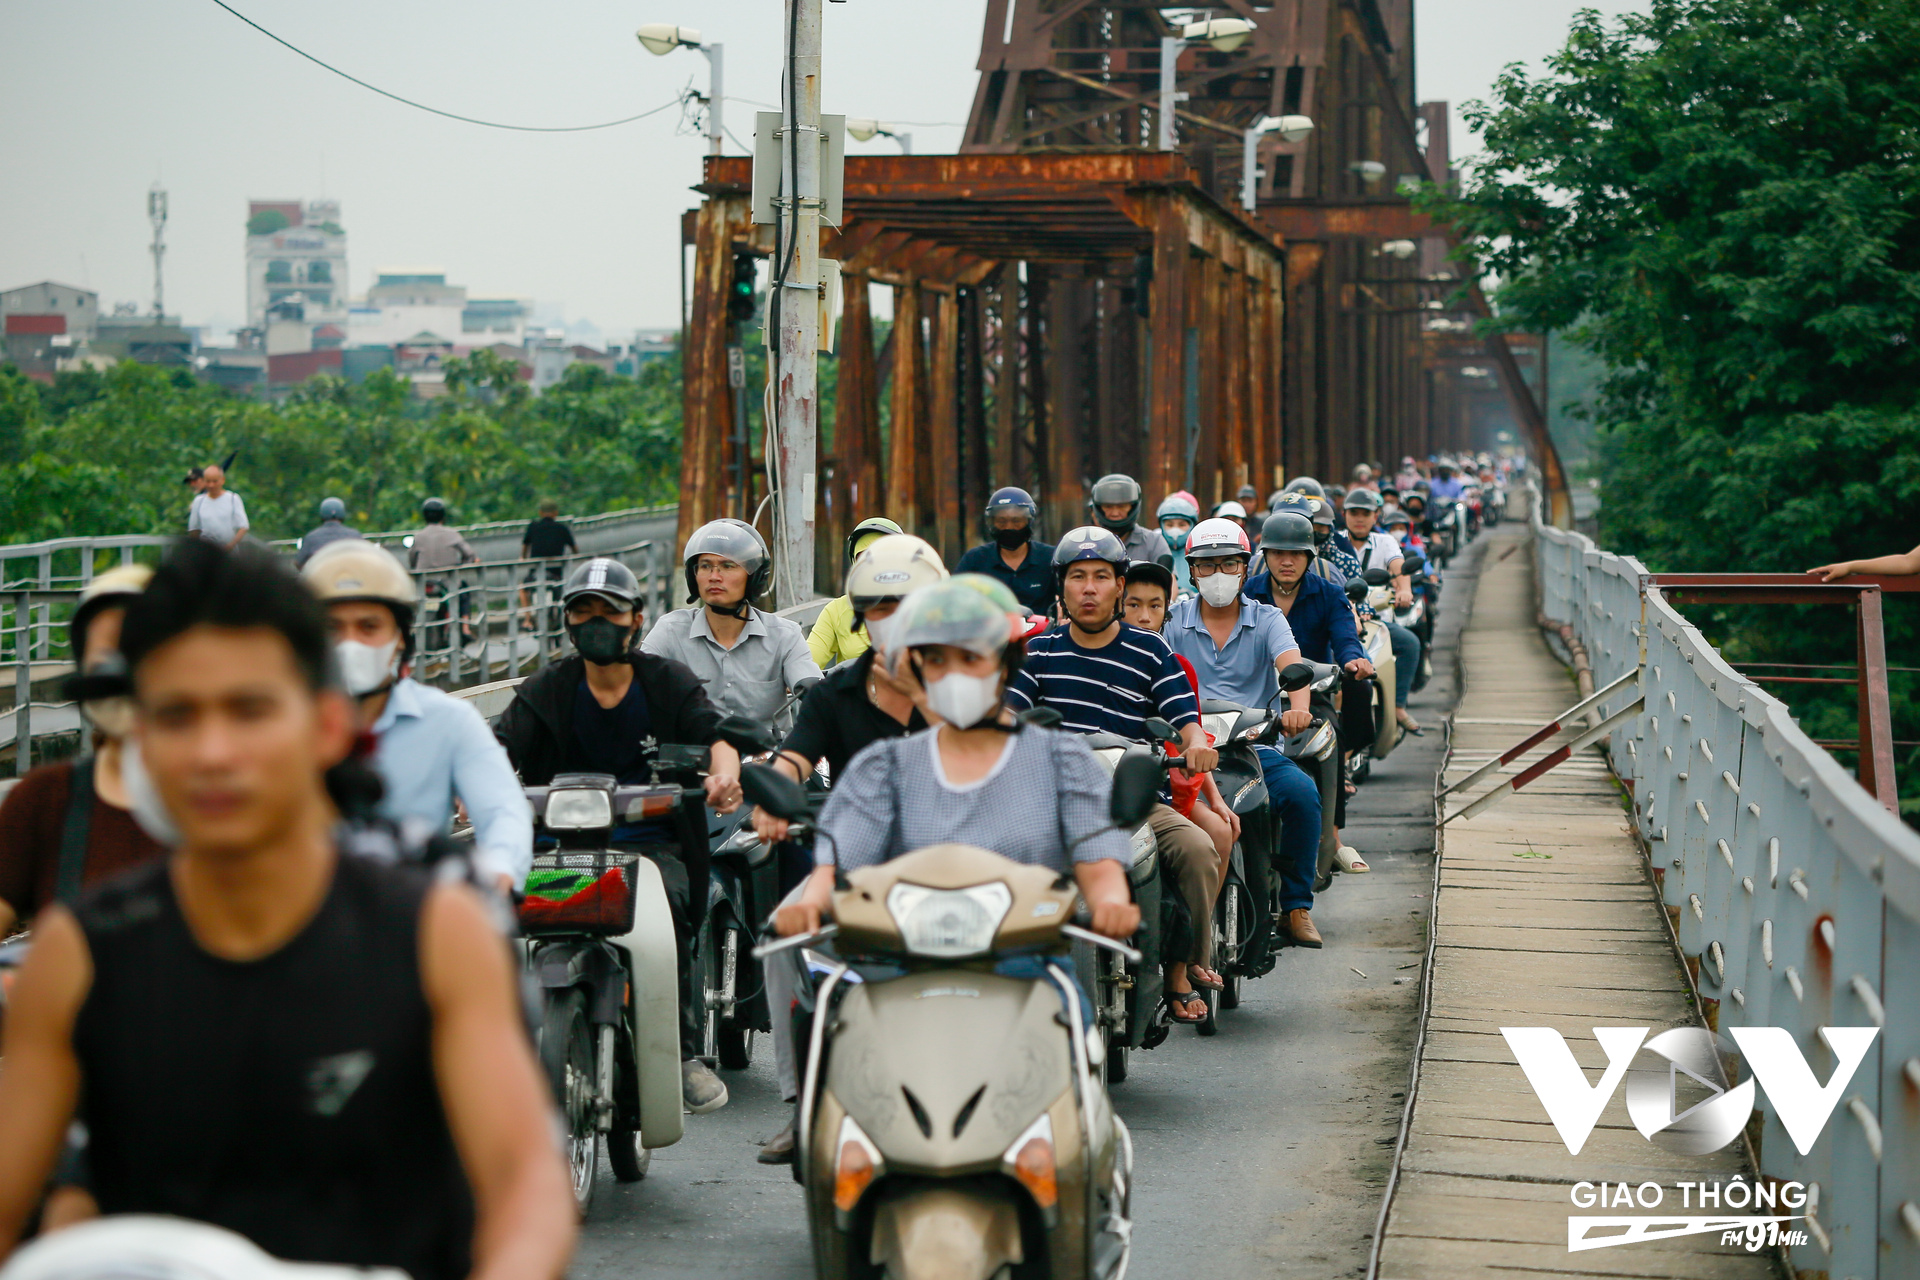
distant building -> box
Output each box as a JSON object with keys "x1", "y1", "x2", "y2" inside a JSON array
[
  {"x1": 346, "y1": 270, "x2": 531, "y2": 348},
  {"x1": 462, "y1": 296, "x2": 532, "y2": 342},
  {"x1": 245, "y1": 199, "x2": 348, "y2": 332},
  {"x1": 196, "y1": 348, "x2": 268, "y2": 395},
  {"x1": 92, "y1": 316, "x2": 192, "y2": 367},
  {"x1": 1, "y1": 281, "x2": 99, "y2": 342}
]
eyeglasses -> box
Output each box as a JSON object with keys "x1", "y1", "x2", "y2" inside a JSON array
[{"x1": 1191, "y1": 560, "x2": 1247, "y2": 577}]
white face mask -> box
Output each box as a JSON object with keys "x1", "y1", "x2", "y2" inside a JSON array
[
  {"x1": 121, "y1": 736, "x2": 181, "y2": 846},
  {"x1": 335, "y1": 638, "x2": 401, "y2": 697},
  {"x1": 924, "y1": 669, "x2": 1003, "y2": 729},
  {"x1": 1197, "y1": 571, "x2": 1243, "y2": 607},
  {"x1": 863, "y1": 612, "x2": 900, "y2": 657}
]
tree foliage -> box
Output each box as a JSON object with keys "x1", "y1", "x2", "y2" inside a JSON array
[
  {"x1": 1425, "y1": 0, "x2": 1920, "y2": 803},
  {"x1": 0, "y1": 355, "x2": 687, "y2": 544}
]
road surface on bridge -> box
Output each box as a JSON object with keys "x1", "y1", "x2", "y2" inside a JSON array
[{"x1": 567, "y1": 539, "x2": 1492, "y2": 1279}]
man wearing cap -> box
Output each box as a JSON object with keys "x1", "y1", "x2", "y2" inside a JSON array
[{"x1": 955, "y1": 487, "x2": 1058, "y2": 617}]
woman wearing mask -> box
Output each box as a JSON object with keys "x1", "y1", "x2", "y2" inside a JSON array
[
  {"x1": 1156, "y1": 494, "x2": 1200, "y2": 597},
  {"x1": 0, "y1": 566, "x2": 165, "y2": 939}
]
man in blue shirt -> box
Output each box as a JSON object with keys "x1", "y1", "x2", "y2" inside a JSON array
[
  {"x1": 1427, "y1": 460, "x2": 1465, "y2": 502},
  {"x1": 953, "y1": 487, "x2": 1057, "y2": 617},
  {"x1": 1160, "y1": 518, "x2": 1329, "y2": 947},
  {"x1": 1331, "y1": 488, "x2": 1424, "y2": 733},
  {"x1": 1003, "y1": 527, "x2": 1226, "y2": 1019},
  {"x1": 300, "y1": 541, "x2": 532, "y2": 894}
]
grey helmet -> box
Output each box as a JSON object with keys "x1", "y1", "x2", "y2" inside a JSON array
[
  {"x1": 1259, "y1": 511, "x2": 1317, "y2": 553},
  {"x1": 1086, "y1": 474, "x2": 1142, "y2": 536},
  {"x1": 318, "y1": 496, "x2": 347, "y2": 521},
  {"x1": 1281, "y1": 476, "x2": 1326, "y2": 500},
  {"x1": 683, "y1": 518, "x2": 772, "y2": 604},
  {"x1": 563, "y1": 557, "x2": 642, "y2": 611},
  {"x1": 1343, "y1": 487, "x2": 1383, "y2": 513}
]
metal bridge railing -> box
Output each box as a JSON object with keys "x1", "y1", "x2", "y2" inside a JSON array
[{"x1": 1530, "y1": 488, "x2": 1920, "y2": 1278}]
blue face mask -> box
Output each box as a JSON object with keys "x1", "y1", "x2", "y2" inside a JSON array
[{"x1": 1163, "y1": 525, "x2": 1190, "y2": 551}]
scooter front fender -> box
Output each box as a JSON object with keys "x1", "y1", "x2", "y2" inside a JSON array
[
  {"x1": 623, "y1": 855, "x2": 683, "y2": 1149},
  {"x1": 868, "y1": 1183, "x2": 1026, "y2": 1280}
]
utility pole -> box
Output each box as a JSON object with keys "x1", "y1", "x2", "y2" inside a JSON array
[
  {"x1": 772, "y1": 0, "x2": 822, "y2": 603},
  {"x1": 147, "y1": 184, "x2": 168, "y2": 319}
]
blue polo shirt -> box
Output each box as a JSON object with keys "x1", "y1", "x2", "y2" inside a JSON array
[
  {"x1": 1163, "y1": 595, "x2": 1300, "y2": 709},
  {"x1": 1245, "y1": 568, "x2": 1366, "y2": 667},
  {"x1": 955, "y1": 539, "x2": 1057, "y2": 616}
]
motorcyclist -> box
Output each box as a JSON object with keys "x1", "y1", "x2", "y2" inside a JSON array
[
  {"x1": 807, "y1": 516, "x2": 903, "y2": 667},
  {"x1": 954, "y1": 486, "x2": 1057, "y2": 617},
  {"x1": 751, "y1": 533, "x2": 947, "y2": 1163},
  {"x1": 0, "y1": 567, "x2": 164, "y2": 940},
  {"x1": 1383, "y1": 505, "x2": 1423, "y2": 553},
  {"x1": 410, "y1": 497, "x2": 478, "y2": 646},
  {"x1": 772, "y1": 580, "x2": 1139, "y2": 940},
  {"x1": 1160, "y1": 518, "x2": 1332, "y2": 944},
  {"x1": 0, "y1": 539, "x2": 575, "y2": 1278},
  {"x1": 1244, "y1": 510, "x2": 1375, "y2": 875},
  {"x1": 300, "y1": 540, "x2": 533, "y2": 895},
  {"x1": 1427, "y1": 460, "x2": 1464, "y2": 503},
  {"x1": 1155, "y1": 494, "x2": 1200, "y2": 596},
  {"x1": 293, "y1": 497, "x2": 360, "y2": 568},
  {"x1": 641, "y1": 518, "x2": 822, "y2": 733},
  {"x1": 494, "y1": 556, "x2": 746, "y2": 1114},
  {"x1": 1086, "y1": 474, "x2": 1173, "y2": 568},
  {"x1": 1333, "y1": 487, "x2": 1425, "y2": 735},
  {"x1": 1001, "y1": 528, "x2": 1223, "y2": 1023}
]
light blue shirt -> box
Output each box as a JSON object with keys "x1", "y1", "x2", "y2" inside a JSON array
[
  {"x1": 1163, "y1": 595, "x2": 1301, "y2": 710},
  {"x1": 371, "y1": 677, "x2": 534, "y2": 888}
]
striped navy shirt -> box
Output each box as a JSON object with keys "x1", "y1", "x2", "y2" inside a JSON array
[{"x1": 1006, "y1": 622, "x2": 1200, "y2": 742}]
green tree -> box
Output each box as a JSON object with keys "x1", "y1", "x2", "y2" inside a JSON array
[{"x1": 1425, "y1": 0, "x2": 1920, "y2": 806}]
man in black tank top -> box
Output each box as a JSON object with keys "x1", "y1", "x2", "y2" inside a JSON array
[{"x1": 0, "y1": 541, "x2": 575, "y2": 1279}]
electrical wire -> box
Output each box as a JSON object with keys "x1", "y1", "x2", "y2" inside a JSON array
[{"x1": 207, "y1": 0, "x2": 681, "y2": 132}]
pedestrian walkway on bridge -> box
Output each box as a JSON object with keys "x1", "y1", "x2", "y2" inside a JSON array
[{"x1": 1376, "y1": 521, "x2": 1773, "y2": 1279}]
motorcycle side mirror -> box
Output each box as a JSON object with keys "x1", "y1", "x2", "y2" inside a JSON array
[
  {"x1": 1279, "y1": 661, "x2": 1318, "y2": 692},
  {"x1": 716, "y1": 714, "x2": 778, "y2": 756},
  {"x1": 1019, "y1": 705, "x2": 1065, "y2": 729},
  {"x1": 740, "y1": 762, "x2": 809, "y2": 822},
  {"x1": 1142, "y1": 715, "x2": 1180, "y2": 747},
  {"x1": 1345, "y1": 578, "x2": 1370, "y2": 603},
  {"x1": 1109, "y1": 750, "x2": 1163, "y2": 829},
  {"x1": 1363, "y1": 567, "x2": 1392, "y2": 587}
]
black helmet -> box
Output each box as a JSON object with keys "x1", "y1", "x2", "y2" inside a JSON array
[
  {"x1": 562, "y1": 557, "x2": 642, "y2": 612},
  {"x1": 318, "y1": 496, "x2": 347, "y2": 521},
  {"x1": 1086, "y1": 474, "x2": 1142, "y2": 536},
  {"x1": 683, "y1": 518, "x2": 772, "y2": 604},
  {"x1": 1272, "y1": 491, "x2": 1334, "y2": 529},
  {"x1": 421, "y1": 497, "x2": 448, "y2": 522},
  {"x1": 843, "y1": 516, "x2": 903, "y2": 568},
  {"x1": 1282, "y1": 476, "x2": 1326, "y2": 500},
  {"x1": 1259, "y1": 511, "x2": 1317, "y2": 553},
  {"x1": 1123, "y1": 560, "x2": 1175, "y2": 599},
  {"x1": 1382, "y1": 507, "x2": 1412, "y2": 530},
  {"x1": 1403, "y1": 491, "x2": 1429, "y2": 514},
  {"x1": 1344, "y1": 487, "x2": 1383, "y2": 512},
  {"x1": 1051, "y1": 525, "x2": 1129, "y2": 591}
]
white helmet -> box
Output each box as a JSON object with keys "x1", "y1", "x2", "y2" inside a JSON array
[
  {"x1": 1185, "y1": 517, "x2": 1253, "y2": 561},
  {"x1": 1213, "y1": 500, "x2": 1248, "y2": 520},
  {"x1": 845, "y1": 534, "x2": 947, "y2": 607}
]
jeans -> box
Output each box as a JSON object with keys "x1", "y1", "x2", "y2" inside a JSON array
[
  {"x1": 1253, "y1": 745, "x2": 1323, "y2": 913},
  {"x1": 1384, "y1": 619, "x2": 1421, "y2": 709}
]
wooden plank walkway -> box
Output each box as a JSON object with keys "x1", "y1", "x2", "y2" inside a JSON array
[{"x1": 1375, "y1": 522, "x2": 1777, "y2": 1280}]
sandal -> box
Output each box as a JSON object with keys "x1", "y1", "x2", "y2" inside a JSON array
[
  {"x1": 1187, "y1": 964, "x2": 1225, "y2": 991},
  {"x1": 1165, "y1": 989, "x2": 1208, "y2": 1023}
]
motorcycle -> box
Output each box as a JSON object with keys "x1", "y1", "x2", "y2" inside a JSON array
[
  {"x1": 0, "y1": 1218, "x2": 407, "y2": 1280},
  {"x1": 519, "y1": 755, "x2": 714, "y2": 1214},
  {"x1": 1345, "y1": 569, "x2": 1401, "y2": 785},
  {"x1": 744, "y1": 752, "x2": 1165, "y2": 1280}
]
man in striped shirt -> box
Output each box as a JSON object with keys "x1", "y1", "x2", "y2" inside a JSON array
[{"x1": 1003, "y1": 527, "x2": 1226, "y2": 1024}]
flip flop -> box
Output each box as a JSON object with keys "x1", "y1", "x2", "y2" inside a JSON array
[
  {"x1": 1187, "y1": 964, "x2": 1225, "y2": 991},
  {"x1": 1165, "y1": 989, "x2": 1208, "y2": 1023}
]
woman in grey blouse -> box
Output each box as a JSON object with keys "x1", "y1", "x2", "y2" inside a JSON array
[{"x1": 773, "y1": 579, "x2": 1138, "y2": 943}]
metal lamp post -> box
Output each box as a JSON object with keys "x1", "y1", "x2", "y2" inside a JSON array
[{"x1": 636, "y1": 23, "x2": 724, "y2": 156}]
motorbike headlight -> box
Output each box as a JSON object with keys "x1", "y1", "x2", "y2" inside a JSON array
[
  {"x1": 545, "y1": 788, "x2": 612, "y2": 831},
  {"x1": 886, "y1": 882, "x2": 1013, "y2": 958}
]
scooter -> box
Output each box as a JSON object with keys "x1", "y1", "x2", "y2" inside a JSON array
[
  {"x1": 1347, "y1": 570, "x2": 1401, "y2": 785},
  {"x1": 519, "y1": 758, "x2": 709, "y2": 1214},
  {"x1": 745, "y1": 752, "x2": 1165, "y2": 1280},
  {"x1": 701, "y1": 810, "x2": 780, "y2": 1070},
  {"x1": 0, "y1": 1218, "x2": 407, "y2": 1280}
]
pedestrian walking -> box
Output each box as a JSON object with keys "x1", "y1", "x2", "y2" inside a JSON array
[{"x1": 185, "y1": 465, "x2": 248, "y2": 548}]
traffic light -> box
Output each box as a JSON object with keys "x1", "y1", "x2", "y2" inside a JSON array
[{"x1": 728, "y1": 252, "x2": 758, "y2": 324}]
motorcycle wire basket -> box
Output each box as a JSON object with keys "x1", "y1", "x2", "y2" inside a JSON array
[{"x1": 519, "y1": 847, "x2": 658, "y2": 936}]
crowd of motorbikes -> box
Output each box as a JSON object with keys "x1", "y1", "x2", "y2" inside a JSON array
[{"x1": 0, "y1": 464, "x2": 1502, "y2": 1280}]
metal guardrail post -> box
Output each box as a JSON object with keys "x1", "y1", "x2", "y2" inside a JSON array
[{"x1": 14, "y1": 591, "x2": 31, "y2": 775}]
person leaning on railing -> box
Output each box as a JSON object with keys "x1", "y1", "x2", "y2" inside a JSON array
[{"x1": 1809, "y1": 545, "x2": 1920, "y2": 581}]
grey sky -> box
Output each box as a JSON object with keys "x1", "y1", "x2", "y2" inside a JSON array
[{"x1": 0, "y1": 1, "x2": 1644, "y2": 337}]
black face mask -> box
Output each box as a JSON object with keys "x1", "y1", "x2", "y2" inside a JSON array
[
  {"x1": 568, "y1": 617, "x2": 633, "y2": 665},
  {"x1": 993, "y1": 525, "x2": 1030, "y2": 550},
  {"x1": 1095, "y1": 513, "x2": 1134, "y2": 537},
  {"x1": 1313, "y1": 526, "x2": 1332, "y2": 548}
]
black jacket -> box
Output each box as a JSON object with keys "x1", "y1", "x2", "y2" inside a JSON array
[{"x1": 494, "y1": 653, "x2": 725, "y2": 785}]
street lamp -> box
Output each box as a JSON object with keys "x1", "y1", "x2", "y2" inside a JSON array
[
  {"x1": 1239, "y1": 114, "x2": 1314, "y2": 211},
  {"x1": 846, "y1": 118, "x2": 912, "y2": 153},
  {"x1": 636, "y1": 22, "x2": 723, "y2": 156},
  {"x1": 1160, "y1": 17, "x2": 1259, "y2": 151}
]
